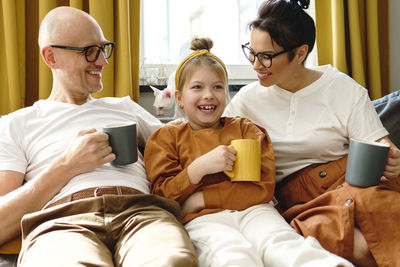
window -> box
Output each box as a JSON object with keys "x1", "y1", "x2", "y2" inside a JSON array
[{"x1": 140, "y1": 0, "x2": 317, "y2": 85}]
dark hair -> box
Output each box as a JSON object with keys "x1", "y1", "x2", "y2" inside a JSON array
[{"x1": 249, "y1": 0, "x2": 315, "y2": 61}]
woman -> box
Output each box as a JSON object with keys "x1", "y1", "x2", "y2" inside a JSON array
[{"x1": 224, "y1": 0, "x2": 400, "y2": 266}]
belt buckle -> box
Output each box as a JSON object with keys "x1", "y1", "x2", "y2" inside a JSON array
[{"x1": 94, "y1": 186, "x2": 115, "y2": 197}]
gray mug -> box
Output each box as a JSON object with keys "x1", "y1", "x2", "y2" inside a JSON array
[
  {"x1": 103, "y1": 122, "x2": 137, "y2": 165},
  {"x1": 345, "y1": 138, "x2": 390, "y2": 187}
]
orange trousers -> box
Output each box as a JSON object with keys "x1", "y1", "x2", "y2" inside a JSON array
[{"x1": 275, "y1": 156, "x2": 400, "y2": 267}]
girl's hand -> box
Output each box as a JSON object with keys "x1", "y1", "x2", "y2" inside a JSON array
[
  {"x1": 187, "y1": 145, "x2": 236, "y2": 184},
  {"x1": 379, "y1": 138, "x2": 400, "y2": 179},
  {"x1": 181, "y1": 191, "x2": 205, "y2": 217}
]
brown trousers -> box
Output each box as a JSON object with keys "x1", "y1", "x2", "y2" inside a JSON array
[{"x1": 275, "y1": 156, "x2": 400, "y2": 267}]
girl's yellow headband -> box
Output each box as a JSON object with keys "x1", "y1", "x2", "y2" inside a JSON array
[{"x1": 175, "y1": 49, "x2": 228, "y2": 90}]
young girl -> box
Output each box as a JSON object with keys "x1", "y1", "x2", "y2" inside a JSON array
[{"x1": 144, "y1": 37, "x2": 353, "y2": 267}]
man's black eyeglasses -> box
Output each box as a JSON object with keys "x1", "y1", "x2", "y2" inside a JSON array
[
  {"x1": 50, "y1": 42, "x2": 115, "y2": 62},
  {"x1": 241, "y1": 42, "x2": 295, "y2": 68}
]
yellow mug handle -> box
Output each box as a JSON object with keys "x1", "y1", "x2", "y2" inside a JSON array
[{"x1": 223, "y1": 144, "x2": 235, "y2": 178}]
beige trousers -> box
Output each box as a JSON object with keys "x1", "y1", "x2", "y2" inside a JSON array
[{"x1": 18, "y1": 194, "x2": 198, "y2": 267}]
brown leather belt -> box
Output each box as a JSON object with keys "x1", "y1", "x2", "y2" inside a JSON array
[{"x1": 47, "y1": 186, "x2": 143, "y2": 208}]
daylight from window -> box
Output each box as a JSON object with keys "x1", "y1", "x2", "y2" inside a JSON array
[{"x1": 140, "y1": 0, "x2": 316, "y2": 85}]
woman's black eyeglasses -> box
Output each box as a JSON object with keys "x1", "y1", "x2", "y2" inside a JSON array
[
  {"x1": 50, "y1": 42, "x2": 115, "y2": 62},
  {"x1": 241, "y1": 42, "x2": 294, "y2": 68}
]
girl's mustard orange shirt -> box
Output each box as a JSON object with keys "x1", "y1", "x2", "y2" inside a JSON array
[{"x1": 144, "y1": 117, "x2": 276, "y2": 223}]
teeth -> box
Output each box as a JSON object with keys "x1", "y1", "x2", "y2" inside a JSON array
[
  {"x1": 258, "y1": 72, "x2": 269, "y2": 77},
  {"x1": 88, "y1": 71, "x2": 101, "y2": 75},
  {"x1": 199, "y1": 105, "x2": 216, "y2": 110}
]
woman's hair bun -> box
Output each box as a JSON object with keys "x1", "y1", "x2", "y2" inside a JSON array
[
  {"x1": 290, "y1": 0, "x2": 310, "y2": 9},
  {"x1": 190, "y1": 37, "x2": 214, "y2": 51}
]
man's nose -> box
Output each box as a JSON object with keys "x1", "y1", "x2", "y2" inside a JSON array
[{"x1": 95, "y1": 51, "x2": 109, "y2": 66}]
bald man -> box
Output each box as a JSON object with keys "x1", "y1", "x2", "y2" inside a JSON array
[{"x1": 0, "y1": 6, "x2": 197, "y2": 267}]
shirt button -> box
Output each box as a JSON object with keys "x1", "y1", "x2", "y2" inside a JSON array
[
  {"x1": 319, "y1": 171, "x2": 327, "y2": 178},
  {"x1": 344, "y1": 198, "x2": 353, "y2": 206}
]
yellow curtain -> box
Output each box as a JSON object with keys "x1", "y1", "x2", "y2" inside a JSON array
[
  {"x1": 0, "y1": 0, "x2": 141, "y2": 115},
  {"x1": 315, "y1": 0, "x2": 389, "y2": 100}
]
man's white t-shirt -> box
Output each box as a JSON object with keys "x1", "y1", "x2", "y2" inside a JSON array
[
  {"x1": 0, "y1": 96, "x2": 163, "y2": 206},
  {"x1": 224, "y1": 65, "x2": 388, "y2": 182}
]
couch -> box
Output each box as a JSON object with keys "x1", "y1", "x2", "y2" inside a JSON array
[
  {"x1": 372, "y1": 90, "x2": 400, "y2": 147},
  {"x1": 0, "y1": 90, "x2": 399, "y2": 267}
]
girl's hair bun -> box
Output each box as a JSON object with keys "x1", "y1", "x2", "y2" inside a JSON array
[{"x1": 190, "y1": 37, "x2": 214, "y2": 51}]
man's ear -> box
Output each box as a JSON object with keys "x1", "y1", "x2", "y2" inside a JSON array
[
  {"x1": 296, "y1": 44, "x2": 309, "y2": 64},
  {"x1": 41, "y1": 46, "x2": 58, "y2": 68}
]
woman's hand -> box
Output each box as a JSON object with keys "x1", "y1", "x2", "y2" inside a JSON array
[
  {"x1": 383, "y1": 147, "x2": 400, "y2": 179},
  {"x1": 379, "y1": 138, "x2": 400, "y2": 179},
  {"x1": 181, "y1": 191, "x2": 205, "y2": 217},
  {"x1": 187, "y1": 145, "x2": 236, "y2": 184}
]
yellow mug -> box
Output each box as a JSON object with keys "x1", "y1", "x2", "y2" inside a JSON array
[{"x1": 224, "y1": 139, "x2": 261, "y2": 182}]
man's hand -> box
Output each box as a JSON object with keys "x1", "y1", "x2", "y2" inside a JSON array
[
  {"x1": 166, "y1": 118, "x2": 186, "y2": 126},
  {"x1": 187, "y1": 145, "x2": 236, "y2": 185},
  {"x1": 58, "y1": 129, "x2": 115, "y2": 177}
]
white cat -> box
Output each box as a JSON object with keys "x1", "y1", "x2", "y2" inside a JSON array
[{"x1": 150, "y1": 71, "x2": 176, "y2": 117}]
